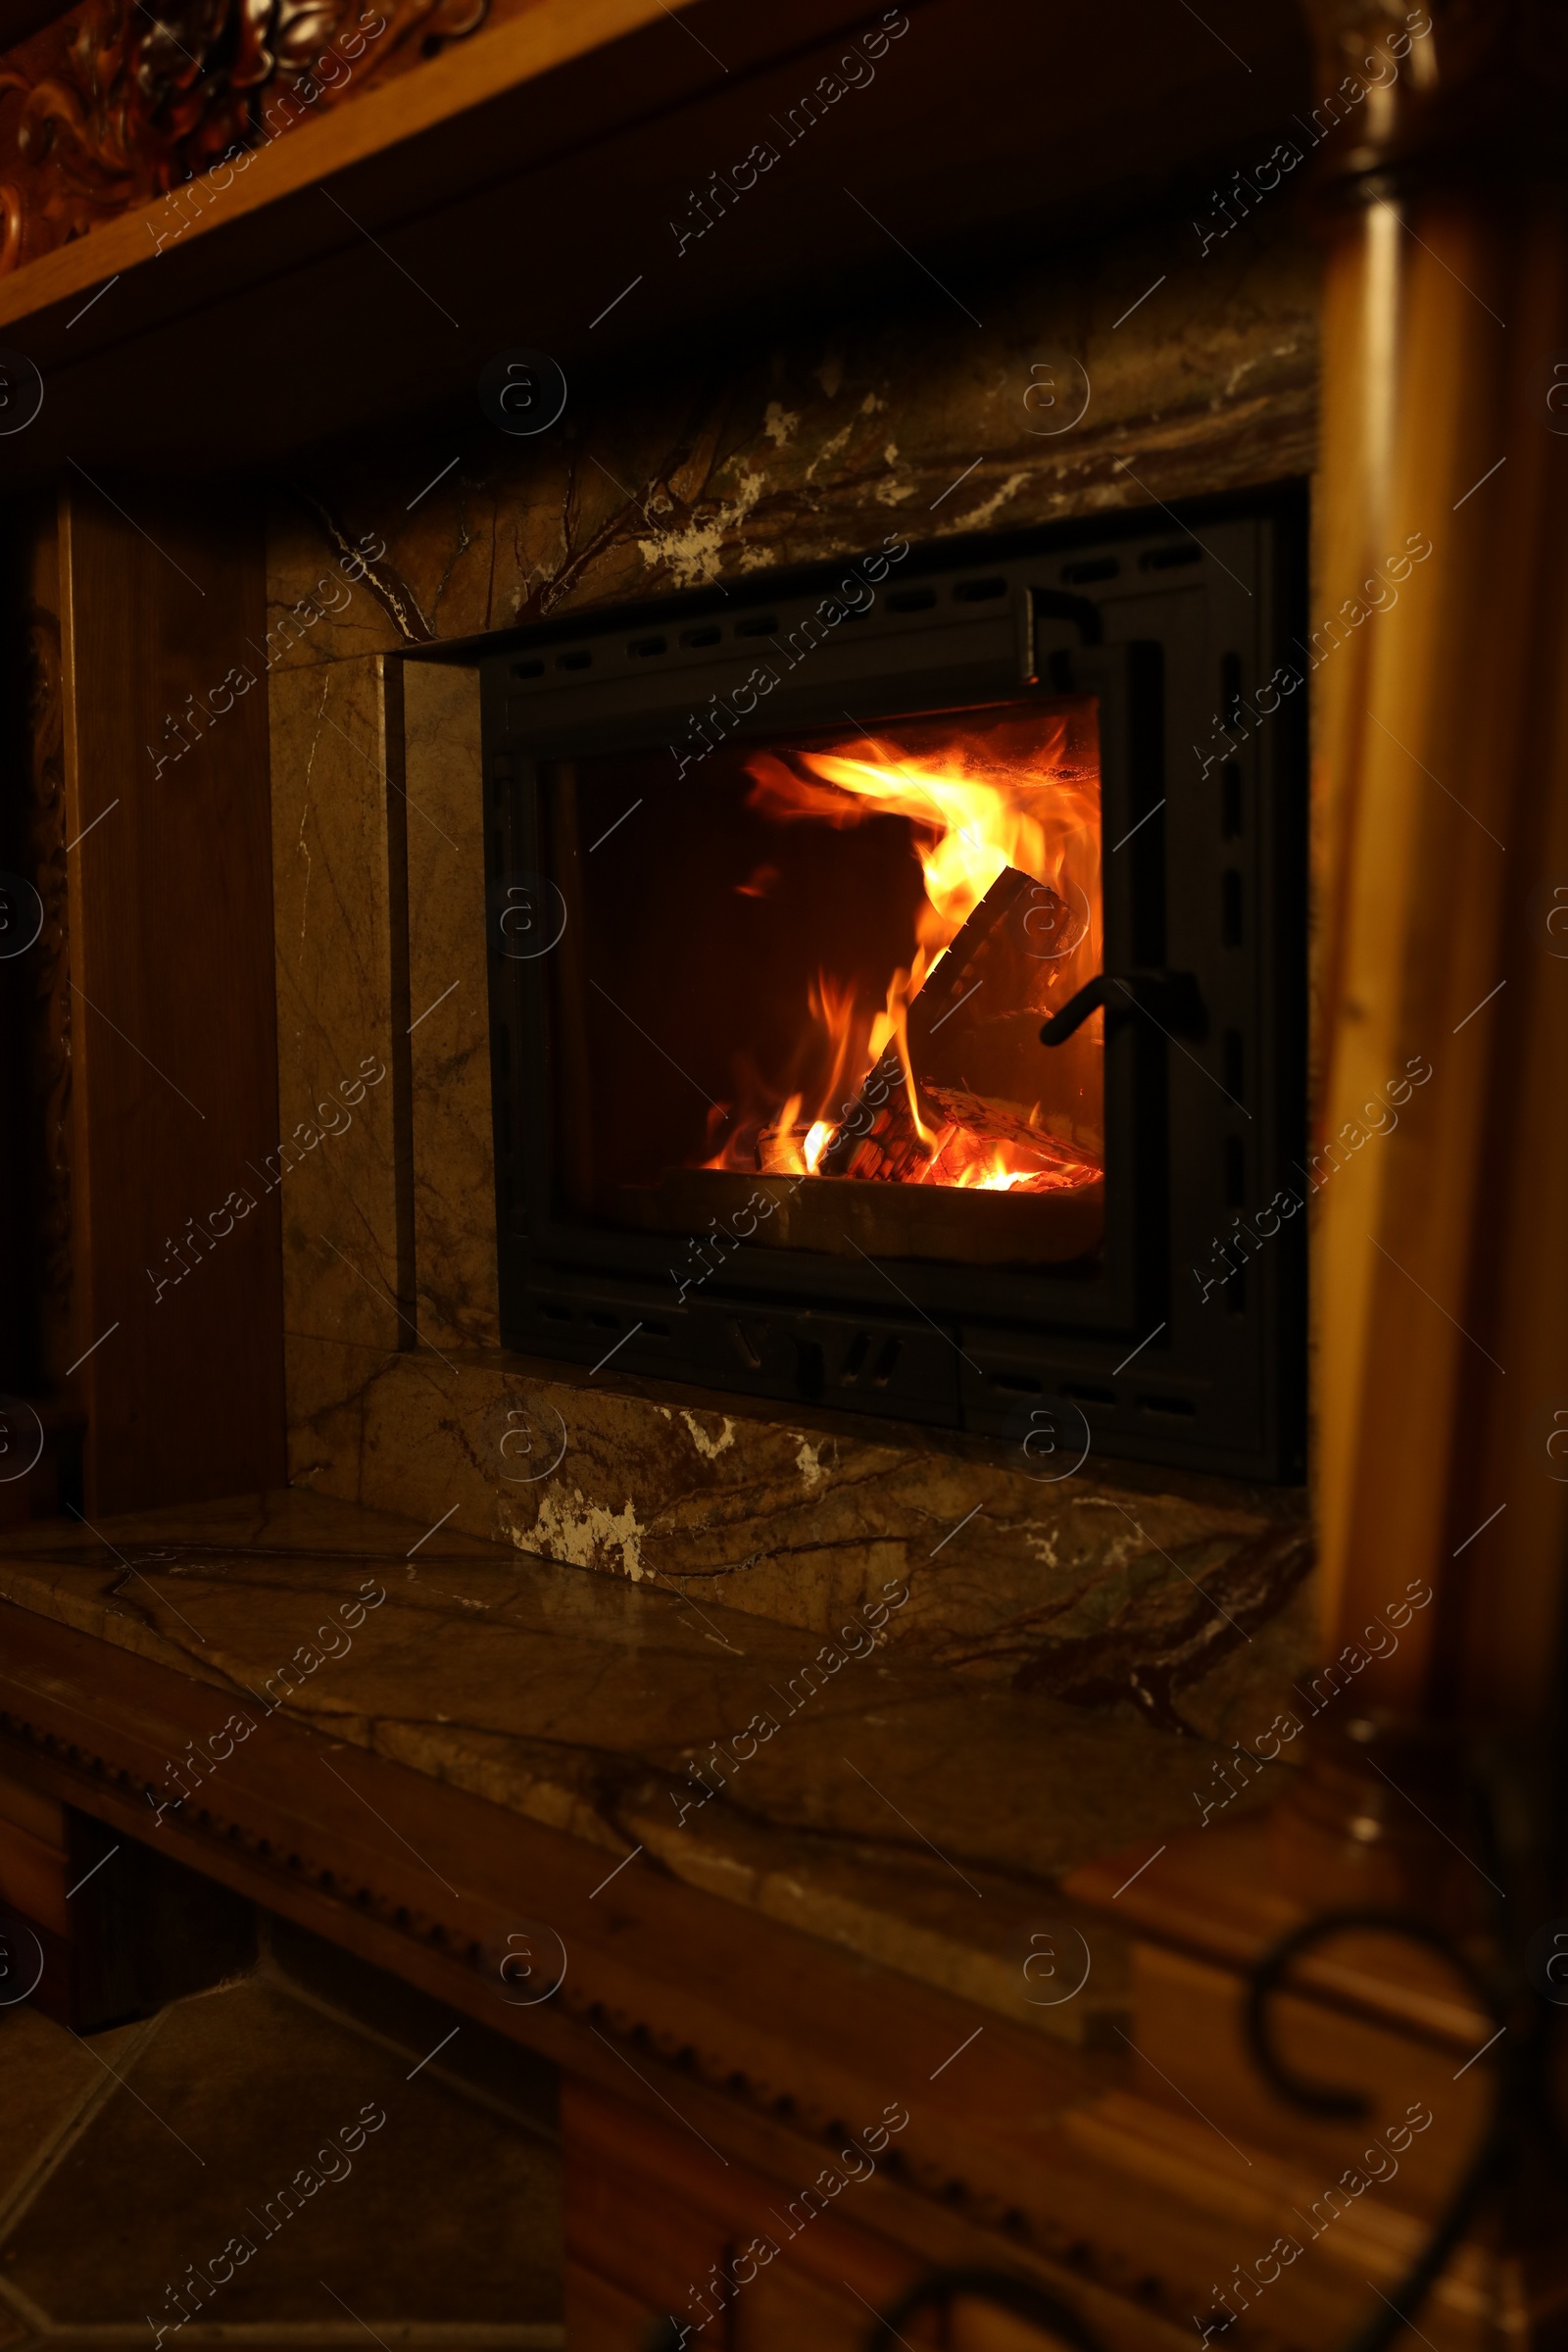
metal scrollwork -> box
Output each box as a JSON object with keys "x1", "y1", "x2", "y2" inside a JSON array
[
  {"x1": 867, "y1": 1754, "x2": 1565, "y2": 2352},
  {"x1": 1244, "y1": 1762, "x2": 1566, "y2": 2352}
]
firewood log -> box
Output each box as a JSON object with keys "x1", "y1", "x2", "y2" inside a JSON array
[{"x1": 818, "y1": 866, "x2": 1076, "y2": 1179}]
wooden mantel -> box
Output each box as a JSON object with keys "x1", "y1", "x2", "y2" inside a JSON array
[{"x1": 0, "y1": 0, "x2": 1309, "y2": 476}]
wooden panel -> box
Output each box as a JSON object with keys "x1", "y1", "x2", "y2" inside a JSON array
[
  {"x1": 0, "y1": 1768, "x2": 63, "y2": 1844},
  {"x1": 1066, "y1": 1822, "x2": 1491, "y2": 2050},
  {"x1": 1129, "y1": 1941, "x2": 1482, "y2": 2215},
  {"x1": 58, "y1": 480, "x2": 285, "y2": 1509},
  {"x1": 0, "y1": 505, "x2": 90, "y2": 1523},
  {"x1": 948, "y1": 2306, "x2": 1090, "y2": 2352},
  {"x1": 564, "y1": 2261, "x2": 662, "y2": 2352},
  {"x1": 733, "y1": 2258, "x2": 888, "y2": 2352},
  {"x1": 0, "y1": 1781, "x2": 255, "y2": 2028},
  {"x1": 0, "y1": 495, "x2": 64, "y2": 1404},
  {"x1": 0, "y1": 1800, "x2": 131, "y2": 2026},
  {"x1": 0, "y1": 1754, "x2": 68, "y2": 1941},
  {"x1": 571, "y1": 2253, "x2": 1134, "y2": 2352},
  {"x1": 565, "y1": 2141, "x2": 732, "y2": 2316},
  {"x1": 564, "y1": 2077, "x2": 927, "y2": 2351},
  {"x1": 564, "y1": 2079, "x2": 1096, "y2": 2351},
  {"x1": 0, "y1": 1810, "x2": 67, "y2": 1933}
]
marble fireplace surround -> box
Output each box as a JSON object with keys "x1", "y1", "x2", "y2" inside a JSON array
[{"x1": 267, "y1": 206, "x2": 1318, "y2": 1740}]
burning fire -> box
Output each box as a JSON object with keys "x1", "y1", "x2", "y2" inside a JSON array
[
  {"x1": 703, "y1": 716, "x2": 1102, "y2": 1195},
  {"x1": 757, "y1": 739, "x2": 1068, "y2": 942}
]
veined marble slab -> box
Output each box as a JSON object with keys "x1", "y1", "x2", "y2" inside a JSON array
[
  {"x1": 284, "y1": 1332, "x2": 1314, "y2": 1742},
  {"x1": 0, "y1": 1490, "x2": 1287, "y2": 2048}
]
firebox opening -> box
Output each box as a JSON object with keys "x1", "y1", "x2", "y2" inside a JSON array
[{"x1": 543, "y1": 699, "x2": 1104, "y2": 1269}]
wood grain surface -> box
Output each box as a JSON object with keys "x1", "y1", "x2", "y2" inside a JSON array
[{"x1": 58, "y1": 480, "x2": 286, "y2": 1508}]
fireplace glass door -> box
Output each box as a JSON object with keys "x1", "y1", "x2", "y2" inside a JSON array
[{"x1": 544, "y1": 700, "x2": 1105, "y2": 1280}]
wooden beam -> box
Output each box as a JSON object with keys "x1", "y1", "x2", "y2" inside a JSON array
[{"x1": 1304, "y1": 5, "x2": 1568, "y2": 1724}]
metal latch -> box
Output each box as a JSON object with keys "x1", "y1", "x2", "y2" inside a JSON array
[{"x1": 1041, "y1": 969, "x2": 1206, "y2": 1046}]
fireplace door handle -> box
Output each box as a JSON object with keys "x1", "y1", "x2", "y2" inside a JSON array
[{"x1": 1040, "y1": 969, "x2": 1207, "y2": 1046}]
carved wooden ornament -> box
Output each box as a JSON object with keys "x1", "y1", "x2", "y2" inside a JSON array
[{"x1": 0, "y1": 0, "x2": 485, "y2": 272}]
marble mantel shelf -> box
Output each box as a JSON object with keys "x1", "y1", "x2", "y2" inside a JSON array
[{"x1": 0, "y1": 1486, "x2": 1281, "y2": 2048}]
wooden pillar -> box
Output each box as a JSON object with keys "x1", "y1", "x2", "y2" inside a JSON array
[
  {"x1": 1307, "y1": 0, "x2": 1568, "y2": 1726},
  {"x1": 55, "y1": 480, "x2": 286, "y2": 1512}
]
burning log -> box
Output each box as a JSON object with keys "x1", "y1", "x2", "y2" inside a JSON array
[
  {"x1": 812, "y1": 1045, "x2": 930, "y2": 1182},
  {"x1": 817, "y1": 866, "x2": 1088, "y2": 1184},
  {"x1": 906, "y1": 865, "x2": 1064, "y2": 1042},
  {"x1": 917, "y1": 1086, "x2": 1102, "y2": 1189}
]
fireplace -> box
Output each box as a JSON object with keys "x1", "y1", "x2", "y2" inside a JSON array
[{"x1": 480, "y1": 498, "x2": 1305, "y2": 1479}]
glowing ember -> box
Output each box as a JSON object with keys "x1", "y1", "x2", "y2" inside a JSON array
[{"x1": 701, "y1": 712, "x2": 1103, "y2": 1195}]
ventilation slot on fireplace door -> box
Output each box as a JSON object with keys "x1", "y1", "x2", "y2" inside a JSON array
[{"x1": 836, "y1": 1332, "x2": 904, "y2": 1390}]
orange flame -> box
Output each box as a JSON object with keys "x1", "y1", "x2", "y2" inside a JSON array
[{"x1": 705, "y1": 718, "x2": 1102, "y2": 1193}]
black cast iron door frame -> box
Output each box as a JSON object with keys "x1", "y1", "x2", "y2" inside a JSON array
[{"x1": 479, "y1": 495, "x2": 1306, "y2": 1481}]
